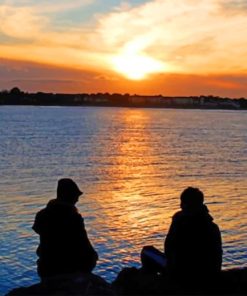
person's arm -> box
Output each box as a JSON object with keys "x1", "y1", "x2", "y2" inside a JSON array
[
  {"x1": 80, "y1": 216, "x2": 98, "y2": 258},
  {"x1": 164, "y1": 213, "x2": 180, "y2": 270},
  {"x1": 212, "y1": 223, "x2": 223, "y2": 272},
  {"x1": 73, "y1": 214, "x2": 99, "y2": 267},
  {"x1": 32, "y1": 211, "x2": 43, "y2": 234},
  {"x1": 164, "y1": 213, "x2": 179, "y2": 254}
]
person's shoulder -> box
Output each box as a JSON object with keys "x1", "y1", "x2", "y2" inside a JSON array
[
  {"x1": 172, "y1": 210, "x2": 184, "y2": 222},
  {"x1": 34, "y1": 199, "x2": 61, "y2": 221},
  {"x1": 71, "y1": 209, "x2": 84, "y2": 223},
  {"x1": 210, "y1": 220, "x2": 221, "y2": 233},
  {"x1": 36, "y1": 199, "x2": 58, "y2": 215},
  {"x1": 34, "y1": 206, "x2": 47, "y2": 220},
  {"x1": 33, "y1": 206, "x2": 49, "y2": 232}
]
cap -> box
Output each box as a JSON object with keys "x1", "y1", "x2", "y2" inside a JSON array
[{"x1": 57, "y1": 178, "x2": 83, "y2": 200}]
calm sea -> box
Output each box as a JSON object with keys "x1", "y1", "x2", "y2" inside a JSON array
[{"x1": 0, "y1": 106, "x2": 247, "y2": 295}]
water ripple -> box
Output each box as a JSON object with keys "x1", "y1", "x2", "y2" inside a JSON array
[{"x1": 0, "y1": 107, "x2": 247, "y2": 295}]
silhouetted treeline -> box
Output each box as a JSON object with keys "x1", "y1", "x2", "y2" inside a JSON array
[{"x1": 0, "y1": 87, "x2": 247, "y2": 110}]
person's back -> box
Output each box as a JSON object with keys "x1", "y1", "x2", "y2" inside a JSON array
[
  {"x1": 164, "y1": 187, "x2": 222, "y2": 287},
  {"x1": 33, "y1": 179, "x2": 98, "y2": 279}
]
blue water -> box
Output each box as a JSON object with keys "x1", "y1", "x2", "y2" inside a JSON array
[{"x1": 0, "y1": 106, "x2": 247, "y2": 295}]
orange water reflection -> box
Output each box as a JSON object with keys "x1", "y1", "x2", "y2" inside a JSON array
[{"x1": 82, "y1": 109, "x2": 178, "y2": 260}]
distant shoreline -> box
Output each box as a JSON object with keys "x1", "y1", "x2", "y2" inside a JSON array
[
  {"x1": 1, "y1": 103, "x2": 247, "y2": 111},
  {"x1": 1, "y1": 87, "x2": 247, "y2": 110}
]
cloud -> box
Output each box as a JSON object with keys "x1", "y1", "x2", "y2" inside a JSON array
[
  {"x1": 35, "y1": 0, "x2": 96, "y2": 14},
  {"x1": 0, "y1": 0, "x2": 246, "y2": 77},
  {"x1": 0, "y1": 0, "x2": 96, "y2": 39},
  {"x1": 4, "y1": 0, "x2": 95, "y2": 13},
  {"x1": 0, "y1": 5, "x2": 47, "y2": 39},
  {"x1": 94, "y1": 0, "x2": 247, "y2": 74},
  {"x1": 1, "y1": 58, "x2": 247, "y2": 97},
  {"x1": 0, "y1": 1, "x2": 107, "y2": 70},
  {"x1": 0, "y1": 58, "x2": 102, "y2": 92},
  {"x1": 220, "y1": 0, "x2": 247, "y2": 13}
]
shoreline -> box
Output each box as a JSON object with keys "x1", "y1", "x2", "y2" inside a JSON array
[
  {"x1": 1, "y1": 103, "x2": 247, "y2": 111},
  {"x1": 1, "y1": 88, "x2": 247, "y2": 110}
]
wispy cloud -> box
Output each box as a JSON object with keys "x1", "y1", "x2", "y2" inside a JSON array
[
  {"x1": 1, "y1": 58, "x2": 247, "y2": 96},
  {"x1": 3, "y1": 0, "x2": 95, "y2": 13},
  {"x1": 35, "y1": 0, "x2": 96, "y2": 14},
  {"x1": 0, "y1": 5, "x2": 47, "y2": 39},
  {"x1": 0, "y1": 1, "x2": 105, "y2": 70},
  {"x1": 220, "y1": 0, "x2": 247, "y2": 12},
  {"x1": 95, "y1": 0, "x2": 247, "y2": 74},
  {"x1": 0, "y1": 0, "x2": 246, "y2": 77}
]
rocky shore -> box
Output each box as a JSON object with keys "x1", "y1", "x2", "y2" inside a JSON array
[{"x1": 6, "y1": 267, "x2": 247, "y2": 295}]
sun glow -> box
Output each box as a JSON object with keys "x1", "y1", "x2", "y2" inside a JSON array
[{"x1": 112, "y1": 52, "x2": 165, "y2": 80}]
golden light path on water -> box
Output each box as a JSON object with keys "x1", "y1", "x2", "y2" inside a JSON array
[
  {"x1": 85, "y1": 110, "x2": 177, "y2": 257},
  {"x1": 0, "y1": 106, "x2": 246, "y2": 294}
]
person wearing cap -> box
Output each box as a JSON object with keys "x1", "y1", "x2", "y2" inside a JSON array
[
  {"x1": 164, "y1": 187, "x2": 222, "y2": 290},
  {"x1": 33, "y1": 178, "x2": 98, "y2": 279}
]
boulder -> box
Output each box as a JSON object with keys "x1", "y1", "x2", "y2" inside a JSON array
[
  {"x1": 6, "y1": 267, "x2": 247, "y2": 295},
  {"x1": 112, "y1": 267, "x2": 247, "y2": 295},
  {"x1": 6, "y1": 272, "x2": 115, "y2": 296}
]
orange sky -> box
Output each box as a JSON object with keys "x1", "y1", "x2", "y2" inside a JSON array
[{"x1": 0, "y1": 0, "x2": 247, "y2": 97}]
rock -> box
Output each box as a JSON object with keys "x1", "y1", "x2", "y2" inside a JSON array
[
  {"x1": 6, "y1": 272, "x2": 115, "y2": 296},
  {"x1": 219, "y1": 267, "x2": 247, "y2": 294},
  {"x1": 6, "y1": 268, "x2": 247, "y2": 295},
  {"x1": 112, "y1": 267, "x2": 247, "y2": 295}
]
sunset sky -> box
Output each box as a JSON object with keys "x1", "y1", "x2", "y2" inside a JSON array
[{"x1": 0, "y1": 0, "x2": 247, "y2": 97}]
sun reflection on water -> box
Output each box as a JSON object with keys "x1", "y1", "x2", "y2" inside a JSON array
[{"x1": 82, "y1": 108, "x2": 189, "y2": 274}]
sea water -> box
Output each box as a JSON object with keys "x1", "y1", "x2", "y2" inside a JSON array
[{"x1": 0, "y1": 106, "x2": 247, "y2": 295}]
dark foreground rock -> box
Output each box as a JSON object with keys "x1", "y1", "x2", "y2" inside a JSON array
[
  {"x1": 6, "y1": 267, "x2": 247, "y2": 295},
  {"x1": 6, "y1": 272, "x2": 115, "y2": 296},
  {"x1": 112, "y1": 267, "x2": 247, "y2": 295}
]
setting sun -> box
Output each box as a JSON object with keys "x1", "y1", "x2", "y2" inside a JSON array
[
  {"x1": 111, "y1": 52, "x2": 165, "y2": 80},
  {"x1": 0, "y1": 0, "x2": 246, "y2": 95}
]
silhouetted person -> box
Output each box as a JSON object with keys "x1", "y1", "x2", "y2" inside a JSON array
[
  {"x1": 164, "y1": 187, "x2": 222, "y2": 290},
  {"x1": 33, "y1": 178, "x2": 98, "y2": 279}
]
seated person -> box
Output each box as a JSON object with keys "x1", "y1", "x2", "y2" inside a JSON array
[
  {"x1": 164, "y1": 187, "x2": 222, "y2": 285},
  {"x1": 141, "y1": 187, "x2": 222, "y2": 285},
  {"x1": 33, "y1": 178, "x2": 98, "y2": 279}
]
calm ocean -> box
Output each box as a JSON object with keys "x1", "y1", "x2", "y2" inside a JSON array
[{"x1": 0, "y1": 106, "x2": 247, "y2": 295}]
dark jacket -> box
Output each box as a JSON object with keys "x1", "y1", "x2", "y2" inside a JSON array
[
  {"x1": 164, "y1": 205, "x2": 222, "y2": 281},
  {"x1": 33, "y1": 199, "x2": 98, "y2": 278}
]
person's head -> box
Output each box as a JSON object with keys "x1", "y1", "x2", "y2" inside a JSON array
[
  {"x1": 57, "y1": 178, "x2": 83, "y2": 205},
  {"x1": 180, "y1": 187, "x2": 204, "y2": 211}
]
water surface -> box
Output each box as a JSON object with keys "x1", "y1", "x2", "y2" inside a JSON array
[{"x1": 0, "y1": 106, "x2": 247, "y2": 295}]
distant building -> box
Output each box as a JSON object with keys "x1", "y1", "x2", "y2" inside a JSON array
[
  {"x1": 130, "y1": 95, "x2": 148, "y2": 104},
  {"x1": 74, "y1": 95, "x2": 84, "y2": 103},
  {"x1": 217, "y1": 99, "x2": 240, "y2": 109},
  {"x1": 173, "y1": 97, "x2": 194, "y2": 105},
  {"x1": 129, "y1": 95, "x2": 165, "y2": 105},
  {"x1": 84, "y1": 95, "x2": 109, "y2": 104},
  {"x1": 84, "y1": 96, "x2": 92, "y2": 102}
]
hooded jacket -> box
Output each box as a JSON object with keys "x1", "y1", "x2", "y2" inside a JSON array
[
  {"x1": 164, "y1": 205, "x2": 222, "y2": 281},
  {"x1": 33, "y1": 199, "x2": 98, "y2": 277}
]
